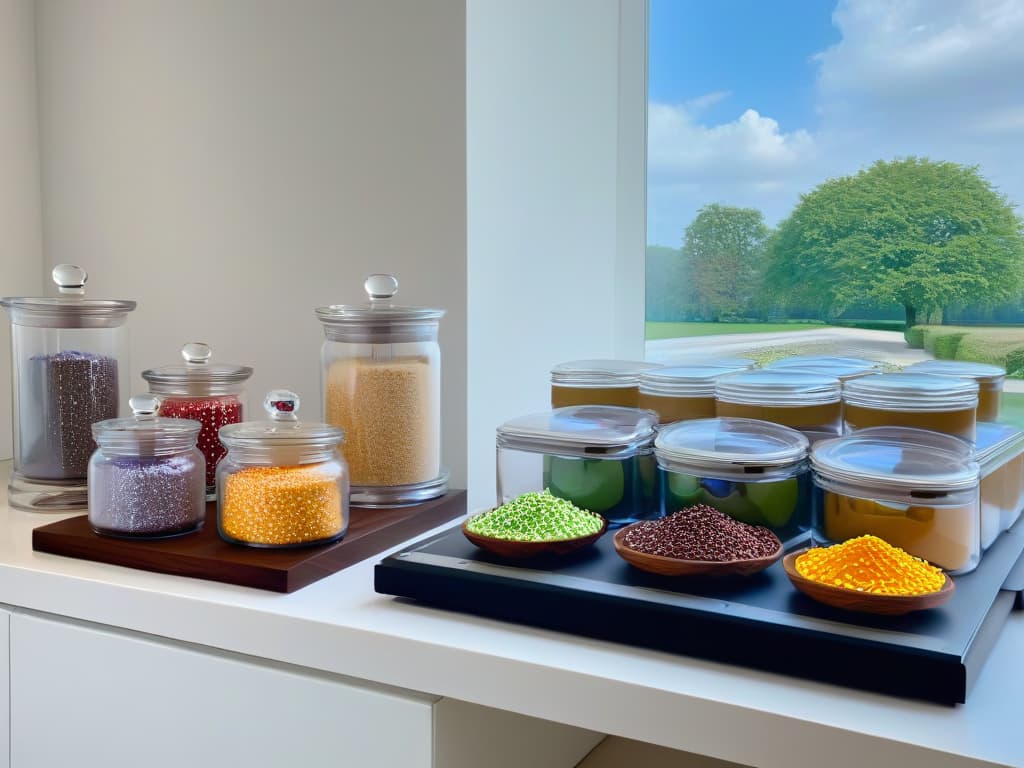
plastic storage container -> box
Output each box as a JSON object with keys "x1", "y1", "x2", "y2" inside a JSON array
[
  {"x1": 637, "y1": 365, "x2": 737, "y2": 424},
  {"x1": 714, "y1": 370, "x2": 842, "y2": 442},
  {"x1": 142, "y1": 342, "x2": 253, "y2": 499},
  {"x1": 550, "y1": 360, "x2": 661, "y2": 408},
  {"x1": 496, "y1": 405, "x2": 659, "y2": 528},
  {"x1": 842, "y1": 373, "x2": 979, "y2": 441},
  {"x1": 904, "y1": 360, "x2": 1006, "y2": 422},
  {"x1": 765, "y1": 356, "x2": 881, "y2": 381},
  {"x1": 811, "y1": 428, "x2": 980, "y2": 573},
  {"x1": 217, "y1": 390, "x2": 348, "y2": 548},
  {"x1": 655, "y1": 417, "x2": 811, "y2": 547},
  {"x1": 0, "y1": 265, "x2": 136, "y2": 511},
  {"x1": 975, "y1": 422, "x2": 1024, "y2": 546},
  {"x1": 317, "y1": 274, "x2": 446, "y2": 506},
  {"x1": 88, "y1": 395, "x2": 205, "y2": 538}
]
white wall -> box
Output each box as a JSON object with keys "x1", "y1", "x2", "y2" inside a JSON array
[
  {"x1": 466, "y1": 0, "x2": 646, "y2": 508},
  {"x1": 0, "y1": 0, "x2": 44, "y2": 460},
  {"x1": 33, "y1": 0, "x2": 468, "y2": 486}
]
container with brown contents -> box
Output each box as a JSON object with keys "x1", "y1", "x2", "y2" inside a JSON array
[
  {"x1": 714, "y1": 370, "x2": 842, "y2": 442},
  {"x1": 550, "y1": 360, "x2": 661, "y2": 409},
  {"x1": 842, "y1": 373, "x2": 978, "y2": 441},
  {"x1": 904, "y1": 360, "x2": 1006, "y2": 422},
  {"x1": 975, "y1": 422, "x2": 1024, "y2": 546},
  {"x1": 811, "y1": 428, "x2": 980, "y2": 573},
  {"x1": 638, "y1": 365, "x2": 738, "y2": 424}
]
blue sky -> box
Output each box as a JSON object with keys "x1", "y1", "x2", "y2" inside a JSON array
[{"x1": 647, "y1": 0, "x2": 1024, "y2": 247}]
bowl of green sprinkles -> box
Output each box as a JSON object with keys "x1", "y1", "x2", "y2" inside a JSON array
[{"x1": 462, "y1": 489, "x2": 608, "y2": 558}]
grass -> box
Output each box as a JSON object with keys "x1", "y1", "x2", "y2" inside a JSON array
[
  {"x1": 645, "y1": 321, "x2": 827, "y2": 340},
  {"x1": 1000, "y1": 392, "x2": 1024, "y2": 429}
]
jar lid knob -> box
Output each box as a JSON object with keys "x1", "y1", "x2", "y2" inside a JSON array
[
  {"x1": 264, "y1": 389, "x2": 299, "y2": 422},
  {"x1": 129, "y1": 394, "x2": 160, "y2": 422},
  {"x1": 181, "y1": 342, "x2": 212, "y2": 366},
  {"x1": 364, "y1": 273, "x2": 398, "y2": 309},
  {"x1": 52, "y1": 264, "x2": 87, "y2": 296}
]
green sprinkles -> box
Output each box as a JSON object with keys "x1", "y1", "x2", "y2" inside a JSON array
[{"x1": 467, "y1": 490, "x2": 604, "y2": 542}]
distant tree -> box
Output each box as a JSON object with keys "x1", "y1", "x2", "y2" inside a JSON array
[
  {"x1": 765, "y1": 158, "x2": 1024, "y2": 328},
  {"x1": 683, "y1": 204, "x2": 770, "y2": 321},
  {"x1": 646, "y1": 245, "x2": 695, "y2": 321}
]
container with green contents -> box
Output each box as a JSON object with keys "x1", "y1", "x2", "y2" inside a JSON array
[
  {"x1": 654, "y1": 417, "x2": 812, "y2": 548},
  {"x1": 496, "y1": 406, "x2": 659, "y2": 528}
]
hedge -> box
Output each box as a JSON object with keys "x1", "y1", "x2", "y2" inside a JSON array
[
  {"x1": 908, "y1": 325, "x2": 1024, "y2": 376},
  {"x1": 904, "y1": 326, "x2": 925, "y2": 348}
]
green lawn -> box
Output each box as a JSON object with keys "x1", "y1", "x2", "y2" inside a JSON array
[
  {"x1": 1000, "y1": 392, "x2": 1024, "y2": 429},
  {"x1": 645, "y1": 321, "x2": 827, "y2": 340}
]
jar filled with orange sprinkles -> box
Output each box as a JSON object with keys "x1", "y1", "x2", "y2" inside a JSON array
[{"x1": 217, "y1": 389, "x2": 348, "y2": 548}]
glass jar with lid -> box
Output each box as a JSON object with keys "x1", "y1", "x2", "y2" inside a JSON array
[
  {"x1": 714, "y1": 369, "x2": 842, "y2": 442},
  {"x1": 842, "y1": 373, "x2": 978, "y2": 441},
  {"x1": 973, "y1": 422, "x2": 1024, "y2": 546},
  {"x1": 316, "y1": 274, "x2": 446, "y2": 507},
  {"x1": 637, "y1": 365, "x2": 737, "y2": 424},
  {"x1": 88, "y1": 395, "x2": 205, "y2": 538},
  {"x1": 904, "y1": 360, "x2": 1005, "y2": 422},
  {"x1": 765, "y1": 355, "x2": 881, "y2": 382},
  {"x1": 655, "y1": 417, "x2": 811, "y2": 547},
  {"x1": 217, "y1": 390, "x2": 348, "y2": 548},
  {"x1": 142, "y1": 342, "x2": 253, "y2": 499},
  {"x1": 1, "y1": 265, "x2": 136, "y2": 511},
  {"x1": 550, "y1": 359, "x2": 661, "y2": 408},
  {"x1": 811, "y1": 427, "x2": 980, "y2": 573}
]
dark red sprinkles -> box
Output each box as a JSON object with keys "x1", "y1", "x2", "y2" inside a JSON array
[{"x1": 623, "y1": 504, "x2": 779, "y2": 561}]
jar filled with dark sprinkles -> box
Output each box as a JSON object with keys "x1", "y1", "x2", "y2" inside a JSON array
[
  {"x1": 1, "y1": 264, "x2": 136, "y2": 512},
  {"x1": 88, "y1": 395, "x2": 205, "y2": 538}
]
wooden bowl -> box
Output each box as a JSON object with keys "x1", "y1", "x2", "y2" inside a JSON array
[
  {"x1": 461, "y1": 513, "x2": 607, "y2": 559},
  {"x1": 612, "y1": 524, "x2": 783, "y2": 577},
  {"x1": 783, "y1": 550, "x2": 955, "y2": 615}
]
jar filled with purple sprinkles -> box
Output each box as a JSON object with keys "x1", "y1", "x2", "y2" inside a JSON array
[{"x1": 88, "y1": 395, "x2": 205, "y2": 538}]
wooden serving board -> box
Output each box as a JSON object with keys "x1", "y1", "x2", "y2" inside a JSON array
[{"x1": 33, "y1": 491, "x2": 466, "y2": 593}]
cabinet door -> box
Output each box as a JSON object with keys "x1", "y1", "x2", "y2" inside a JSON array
[{"x1": 10, "y1": 612, "x2": 433, "y2": 768}]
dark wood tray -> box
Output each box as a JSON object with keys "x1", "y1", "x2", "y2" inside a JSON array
[{"x1": 34, "y1": 491, "x2": 466, "y2": 593}]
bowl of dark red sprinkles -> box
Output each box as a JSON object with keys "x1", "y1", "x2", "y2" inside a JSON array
[{"x1": 614, "y1": 504, "x2": 783, "y2": 577}]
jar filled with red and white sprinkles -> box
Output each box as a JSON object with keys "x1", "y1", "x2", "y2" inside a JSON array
[{"x1": 142, "y1": 342, "x2": 253, "y2": 499}]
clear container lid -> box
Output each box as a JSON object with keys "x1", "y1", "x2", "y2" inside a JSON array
[
  {"x1": 220, "y1": 390, "x2": 344, "y2": 451},
  {"x1": 142, "y1": 342, "x2": 253, "y2": 396},
  {"x1": 1, "y1": 264, "x2": 136, "y2": 329},
  {"x1": 765, "y1": 356, "x2": 881, "y2": 380},
  {"x1": 496, "y1": 405, "x2": 657, "y2": 458},
  {"x1": 92, "y1": 395, "x2": 200, "y2": 456},
  {"x1": 662, "y1": 356, "x2": 757, "y2": 371},
  {"x1": 316, "y1": 274, "x2": 445, "y2": 344},
  {"x1": 904, "y1": 360, "x2": 1006, "y2": 385},
  {"x1": 811, "y1": 427, "x2": 979, "y2": 500},
  {"x1": 715, "y1": 369, "x2": 841, "y2": 405},
  {"x1": 550, "y1": 359, "x2": 661, "y2": 388},
  {"x1": 639, "y1": 365, "x2": 738, "y2": 397},
  {"x1": 975, "y1": 422, "x2": 1024, "y2": 474},
  {"x1": 842, "y1": 372, "x2": 979, "y2": 411},
  {"x1": 655, "y1": 417, "x2": 808, "y2": 481}
]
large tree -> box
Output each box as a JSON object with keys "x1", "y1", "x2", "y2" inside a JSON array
[
  {"x1": 684, "y1": 204, "x2": 770, "y2": 321},
  {"x1": 765, "y1": 158, "x2": 1024, "y2": 327}
]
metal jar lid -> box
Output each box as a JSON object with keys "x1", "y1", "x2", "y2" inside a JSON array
[
  {"x1": 315, "y1": 274, "x2": 444, "y2": 344},
  {"x1": 550, "y1": 359, "x2": 661, "y2": 388},
  {"x1": 715, "y1": 369, "x2": 842, "y2": 406},
  {"x1": 639, "y1": 365, "x2": 738, "y2": 397},
  {"x1": 904, "y1": 360, "x2": 1006, "y2": 386},
  {"x1": 842, "y1": 373, "x2": 978, "y2": 411},
  {"x1": 766, "y1": 356, "x2": 882, "y2": 381},
  {"x1": 142, "y1": 343, "x2": 253, "y2": 396},
  {"x1": 496, "y1": 405, "x2": 658, "y2": 458},
  {"x1": 1, "y1": 265, "x2": 136, "y2": 329}
]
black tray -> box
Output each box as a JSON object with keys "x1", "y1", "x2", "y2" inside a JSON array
[{"x1": 376, "y1": 524, "x2": 1024, "y2": 704}]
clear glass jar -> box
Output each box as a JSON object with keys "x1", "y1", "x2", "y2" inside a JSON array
[
  {"x1": 496, "y1": 405, "x2": 659, "y2": 528},
  {"x1": 637, "y1": 365, "x2": 735, "y2": 424},
  {"x1": 655, "y1": 417, "x2": 811, "y2": 548},
  {"x1": 904, "y1": 360, "x2": 1005, "y2": 422},
  {"x1": 550, "y1": 359, "x2": 661, "y2": 408},
  {"x1": 974, "y1": 422, "x2": 1024, "y2": 546},
  {"x1": 88, "y1": 395, "x2": 205, "y2": 538},
  {"x1": 811, "y1": 428, "x2": 980, "y2": 573},
  {"x1": 715, "y1": 370, "x2": 842, "y2": 442},
  {"x1": 842, "y1": 373, "x2": 978, "y2": 441},
  {"x1": 1, "y1": 265, "x2": 136, "y2": 511},
  {"x1": 316, "y1": 274, "x2": 446, "y2": 507},
  {"x1": 217, "y1": 390, "x2": 348, "y2": 548},
  {"x1": 142, "y1": 342, "x2": 253, "y2": 500}
]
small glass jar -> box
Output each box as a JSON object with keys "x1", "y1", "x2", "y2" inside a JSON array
[
  {"x1": 714, "y1": 370, "x2": 842, "y2": 442},
  {"x1": 217, "y1": 390, "x2": 348, "y2": 548},
  {"x1": 842, "y1": 373, "x2": 978, "y2": 441},
  {"x1": 655, "y1": 417, "x2": 811, "y2": 548},
  {"x1": 765, "y1": 355, "x2": 881, "y2": 382},
  {"x1": 904, "y1": 360, "x2": 1006, "y2": 422},
  {"x1": 496, "y1": 405, "x2": 659, "y2": 528},
  {"x1": 811, "y1": 428, "x2": 980, "y2": 573},
  {"x1": 88, "y1": 395, "x2": 205, "y2": 538},
  {"x1": 1, "y1": 265, "x2": 136, "y2": 511},
  {"x1": 638, "y1": 365, "x2": 736, "y2": 424},
  {"x1": 974, "y1": 422, "x2": 1024, "y2": 546},
  {"x1": 316, "y1": 274, "x2": 446, "y2": 507},
  {"x1": 142, "y1": 342, "x2": 253, "y2": 500},
  {"x1": 550, "y1": 360, "x2": 661, "y2": 408}
]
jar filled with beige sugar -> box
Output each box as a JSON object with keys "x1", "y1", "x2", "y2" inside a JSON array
[{"x1": 316, "y1": 274, "x2": 446, "y2": 506}]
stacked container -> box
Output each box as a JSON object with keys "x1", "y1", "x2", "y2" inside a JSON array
[
  {"x1": 637, "y1": 365, "x2": 738, "y2": 424},
  {"x1": 904, "y1": 360, "x2": 1006, "y2": 422},
  {"x1": 842, "y1": 373, "x2": 979, "y2": 441},
  {"x1": 550, "y1": 360, "x2": 661, "y2": 408},
  {"x1": 714, "y1": 369, "x2": 842, "y2": 442},
  {"x1": 975, "y1": 422, "x2": 1024, "y2": 547},
  {"x1": 765, "y1": 356, "x2": 881, "y2": 382}
]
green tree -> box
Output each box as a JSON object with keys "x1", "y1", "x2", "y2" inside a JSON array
[
  {"x1": 646, "y1": 245, "x2": 695, "y2": 321},
  {"x1": 683, "y1": 204, "x2": 770, "y2": 321},
  {"x1": 766, "y1": 158, "x2": 1024, "y2": 328}
]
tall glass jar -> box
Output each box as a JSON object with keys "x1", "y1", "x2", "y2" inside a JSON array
[
  {"x1": 1, "y1": 265, "x2": 136, "y2": 511},
  {"x1": 142, "y1": 342, "x2": 253, "y2": 500},
  {"x1": 217, "y1": 390, "x2": 348, "y2": 548},
  {"x1": 88, "y1": 395, "x2": 205, "y2": 538},
  {"x1": 316, "y1": 274, "x2": 446, "y2": 506}
]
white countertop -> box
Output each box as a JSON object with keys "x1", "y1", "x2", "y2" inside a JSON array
[{"x1": 0, "y1": 462, "x2": 1020, "y2": 768}]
